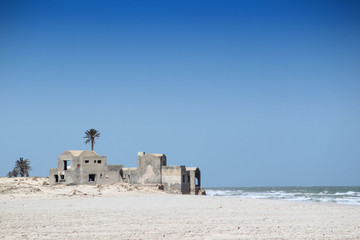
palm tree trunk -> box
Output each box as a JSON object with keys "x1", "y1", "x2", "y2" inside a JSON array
[{"x1": 91, "y1": 138, "x2": 94, "y2": 151}]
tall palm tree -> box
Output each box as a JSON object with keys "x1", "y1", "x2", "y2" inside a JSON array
[
  {"x1": 15, "y1": 157, "x2": 32, "y2": 177},
  {"x1": 84, "y1": 129, "x2": 100, "y2": 151}
]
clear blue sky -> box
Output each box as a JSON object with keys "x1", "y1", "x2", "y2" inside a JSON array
[{"x1": 1, "y1": 0, "x2": 359, "y2": 187}]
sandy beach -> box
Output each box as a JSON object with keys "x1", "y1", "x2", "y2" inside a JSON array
[{"x1": 1, "y1": 178, "x2": 360, "y2": 239}]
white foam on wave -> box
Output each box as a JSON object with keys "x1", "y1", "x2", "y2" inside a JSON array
[
  {"x1": 206, "y1": 189, "x2": 244, "y2": 197},
  {"x1": 335, "y1": 191, "x2": 356, "y2": 196},
  {"x1": 205, "y1": 188, "x2": 360, "y2": 205}
]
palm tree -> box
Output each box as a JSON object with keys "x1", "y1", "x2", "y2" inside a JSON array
[
  {"x1": 7, "y1": 168, "x2": 18, "y2": 178},
  {"x1": 84, "y1": 129, "x2": 100, "y2": 151},
  {"x1": 15, "y1": 157, "x2": 32, "y2": 177}
]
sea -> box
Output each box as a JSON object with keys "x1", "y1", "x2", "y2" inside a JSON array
[{"x1": 205, "y1": 186, "x2": 360, "y2": 206}]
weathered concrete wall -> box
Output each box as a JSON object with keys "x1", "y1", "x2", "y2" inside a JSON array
[
  {"x1": 121, "y1": 168, "x2": 138, "y2": 184},
  {"x1": 95, "y1": 171, "x2": 120, "y2": 184},
  {"x1": 49, "y1": 168, "x2": 58, "y2": 184},
  {"x1": 79, "y1": 155, "x2": 108, "y2": 184},
  {"x1": 181, "y1": 167, "x2": 190, "y2": 194},
  {"x1": 162, "y1": 166, "x2": 190, "y2": 194},
  {"x1": 162, "y1": 166, "x2": 182, "y2": 193},
  {"x1": 186, "y1": 167, "x2": 201, "y2": 195},
  {"x1": 136, "y1": 152, "x2": 166, "y2": 185},
  {"x1": 50, "y1": 151, "x2": 122, "y2": 185},
  {"x1": 188, "y1": 169, "x2": 196, "y2": 195},
  {"x1": 107, "y1": 165, "x2": 123, "y2": 172}
]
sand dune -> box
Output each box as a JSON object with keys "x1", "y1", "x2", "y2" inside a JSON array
[
  {"x1": 1, "y1": 177, "x2": 360, "y2": 239},
  {"x1": 0, "y1": 177, "x2": 160, "y2": 199}
]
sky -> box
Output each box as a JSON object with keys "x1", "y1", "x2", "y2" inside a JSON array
[{"x1": 0, "y1": 0, "x2": 359, "y2": 187}]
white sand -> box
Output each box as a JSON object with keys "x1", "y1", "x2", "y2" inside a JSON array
[{"x1": 1, "y1": 178, "x2": 360, "y2": 239}]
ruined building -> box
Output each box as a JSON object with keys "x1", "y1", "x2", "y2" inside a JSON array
[{"x1": 49, "y1": 150, "x2": 202, "y2": 195}]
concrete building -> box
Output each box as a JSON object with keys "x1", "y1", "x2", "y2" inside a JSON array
[
  {"x1": 49, "y1": 150, "x2": 123, "y2": 185},
  {"x1": 49, "y1": 150, "x2": 202, "y2": 195}
]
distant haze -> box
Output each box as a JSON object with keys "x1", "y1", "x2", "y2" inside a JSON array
[{"x1": 1, "y1": 0, "x2": 359, "y2": 187}]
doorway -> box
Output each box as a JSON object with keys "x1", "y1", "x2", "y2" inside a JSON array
[{"x1": 89, "y1": 174, "x2": 96, "y2": 182}]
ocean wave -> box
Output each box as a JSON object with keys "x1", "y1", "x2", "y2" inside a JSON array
[
  {"x1": 205, "y1": 187, "x2": 360, "y2": 206},
  {"x1": 334, "y1": 191, "x2": 357, "y2": 196}
]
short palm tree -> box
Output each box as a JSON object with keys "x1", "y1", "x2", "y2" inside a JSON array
[
  {"x1": 7, "y1": 168, "x2": 18, "y2": 177},
  {"x1": 15, "y1": 157, "x2": 32, "y2": 177},
  {"x1": 84, "y1": 129, "x2": 100, "y2": 151}
]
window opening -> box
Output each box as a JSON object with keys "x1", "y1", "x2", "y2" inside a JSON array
[
  {"x1": 89, "y1": 174, "x2": 96, "y2": 182},
  {"x1": 182, "y1": 175, "x2": 185, "y2": 183},
  {"x1": 59, "y1": 175, "x2": 65, "y2": 182},
  {"x1": 94, "y1": 160, "x2": 96, "y2": 163},
  {"x1": 195, "y1": 170, "x2": 200, "y2": 186},
  {"x1": 54, "y1": 175, "x2": 59, "y2": 183},
  {"x1": 188, "y1": 175, "x2": 190, "y2": 182},
  {"x1": 97, "y1": 160, "x2": 101, "y2": 163},
  {"x1": 85, "y1": 160, "x2": 89, "y2": 163},
  {"x1": 63, "y1": 160, "x2": 70, "y2": 170}
]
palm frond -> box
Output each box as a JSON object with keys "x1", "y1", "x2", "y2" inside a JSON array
[
  {"x1": 83, "y1": 128, "x2": 101, "y2": 150},
  {"x1": 14, "y1": 157, "x2": 31, "y2": 177}
]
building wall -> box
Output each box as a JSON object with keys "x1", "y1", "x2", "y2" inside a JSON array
[
  {"x1": 136, "y1": 152, "x2": 166, "y2": 185},
  {"x1": 162, "y1": 166, "x2": 190, "y2": 194},
  {"x1": 188, "y1": 170, "x2": 196, "y2": 195},
  {"x1": 49, "y1": 151, "x2": 122, "y2": 185},
  {"x1": 78, "y1": 155, "x2": 108, "y2": 184},
  {"x1": 121, "y1": 168, "x2": 137, "y2": 184},
  {"x1": 181, "y1": 167, "x2": 191, "y2": 194},
  {"x1": 49, "y1": 168, "x2": 58, "y2": 184},
  {"x1": 187, "y1": 168, "x2": 201, "y2": 195}
]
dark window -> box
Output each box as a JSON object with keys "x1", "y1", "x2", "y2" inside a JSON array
[
  {"x1": 63, "y1": 160, "x2": 70, "y2": 170},
  {"x1": 182, "y1": 175, "x2": 185, "y2": 183},
  {"x1": 59, "y1": 175, "x2": 65, "y2": 182},
  {"x1": 94, "y1": 160, "x2": 96, "y2": 163},
  {"x1": 54, "y1": 175, "x2": 59, "y2": 183},
  {"x1": 188, "y1": 175, "x2": 190, "y2": 182},
  {"x1": 89, "y1": 174, "x2": 96, "y2": 182},
  {"x1": 100, "y1": 173, "x2": 103, "y2": 178},
  {"x1": 97, "y1": 160, "x2": 101, "y2": 163},
  {"x1": 85, "y1": 160, "x2": 89, "y2": 163}
]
